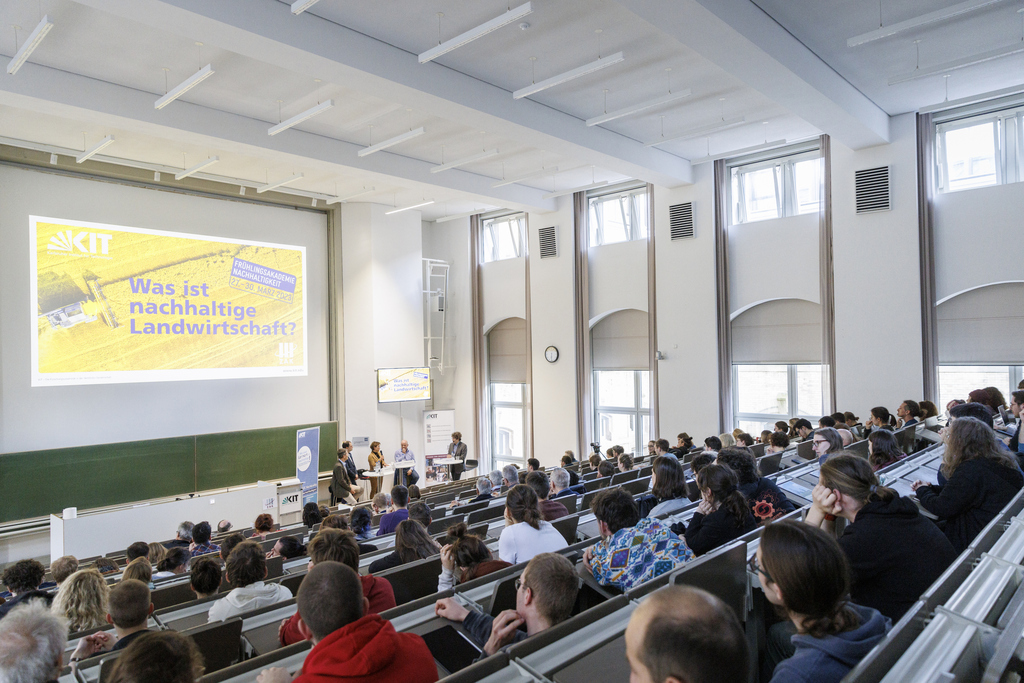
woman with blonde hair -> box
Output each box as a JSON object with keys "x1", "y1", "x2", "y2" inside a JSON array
[
  {"x1": 146, "y1": 543, "x2": 167, "y2": 567},
  {"x1": 122, "y1": 558, "x2": 153, "y2": 587},
  {"x1": 718, "y1": 432, "x2": 736, "y2": 449},
  {"x1": 51, "y1": 568, "x2": 109, "y2": 633}
]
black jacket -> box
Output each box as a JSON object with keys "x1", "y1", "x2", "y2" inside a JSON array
[
  {"x1": 367, "y1": 551, "x2": 404, "y2": 574},
  {"x1": 739, "y1": 478, "x2": 797, "y2": 524},
  {"x1": 840, "y1": 495, "x2": 957, "y2": 621},
  {"x1": 0, "y1": 590, "x2": 52, "y2": 621},
  {"x1": 916, "y1": 457, "x2": 1024, "y2": 552},
  {"x1": 684, "y1": 506, "x2": 756, "y2": 556}
]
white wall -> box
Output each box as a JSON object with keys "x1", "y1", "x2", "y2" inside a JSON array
[
  {"x1": 653, "y1": 166, "x2": 721, "y2": 440},
  {"x1": 340, "y1": 203, "x2": 426, "y2": 472},
  {"x1": 831, "y1": 112, "x2": 924, "y2": 413},
  {"x1": 481, "y1": 257, "x2": 527, "y2": 333},
  {"x1": 728, "y1": 212, "x2": 819, "y2": 316},
  {"x1": 588, "y1": 240, "x2": 649, "y2": 323}
]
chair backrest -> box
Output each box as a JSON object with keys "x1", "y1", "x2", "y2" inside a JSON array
[
  {"x1": 581, "y1": 490, "x2": 600, "y2": 512},
  {"x1": 465, "y1": 459, "x2": 479, "y2": 469},
  {"x1": 749, "y1": 442, "x2": 767, "y2": 458},
  {"x1": 796, "y1": 439, "x2": 815, "y2": 460},
  {"x1": 621, "y1": 477, "x2": 651, "y2": 496},
  {"x1": 758, "y1": 453, "x2": 784, "y2": 476},
  {"x1": 377, "y1": 556, "x2": 443, "y2": 605},
  {"x1": 610, "y1": 470, "x2": 639, "y2": 485},
  {"x1": 489, "y1": 573, "x2": 521, "y2": 617},
  {"x1": 467, "y1": 504, "x2": 505, "y2": 525},
  {"x1": 279, "y1": 571, "x2": 306, "y2": 596},
  {"x1": 97, "y1": 650, "x2": 124, "y2": 683},
  {"x1": 151, "y1": 580, "x2": 198, "y2": 611},
  {"x1": 182, "y1": 617, "x2": 244, "y2": 673},
  {"x1": 457, "y1": 500, "x2": 490, "y2": 515},
  {"x1": 559, "y1": 495, "x2": 578, "y2": 515},
  {"x1": 265, "y1": 555, "x2": 284, "y2": 580},
  {"x1": 685, "y1": 480, "x2": 701, "y2": 502},
  {"x1": 427, "y1": 514, "x2": 465, "y2": 535},
  {"x1": 584, "y1": 478, "x2": 608, "y2": 492},
  {"x1": 551, "y1": 515, "x2": 580, "y2": 545},
  {"x1": 199, "y1": 641, "x2": 312, "y2": 683},
  {"x1": 671, "y1": 543, "x2": 749, "y2": 620},
  {"x1": 582, "y1": 471, "x2": 599, "y2": 481}
]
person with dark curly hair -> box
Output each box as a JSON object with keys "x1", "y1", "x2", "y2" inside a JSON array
[
  {"x1": 0, "y1": 559, "x2": 50, "y2": 620},
  {"x1": 716, "y1": 448, "x2": 796, "y2": 524}
]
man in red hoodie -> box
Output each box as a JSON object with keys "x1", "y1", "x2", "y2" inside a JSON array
[
  {"x1": 258, "y1": 562, "x2": 437, "y2": 683},
  {"x1": 279, "y1": 529, "x2": 396, "y2": 647}
]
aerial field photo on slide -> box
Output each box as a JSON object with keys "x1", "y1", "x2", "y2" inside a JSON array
[{"x1": 30, "y1": 216, "x2": 307, "y2": 386}]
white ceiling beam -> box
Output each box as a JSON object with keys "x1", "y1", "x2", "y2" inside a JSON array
[
  {"x1": 0, "y1": 58, "x2": 557, "y2": 212},
  {"x1": 73, "y1": 0, "x2": 691, "y2": 187},
  {"x1": 616, "y1": 0, "x2": 890, "y2": 149}
]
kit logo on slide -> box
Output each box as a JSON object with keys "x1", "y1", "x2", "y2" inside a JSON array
[
  {"x1": 276, "y1": 342, "x2": 296, "y2": 364},
  {"x1": 47, "y1": 230, "x2": 113, "y2": 255}
]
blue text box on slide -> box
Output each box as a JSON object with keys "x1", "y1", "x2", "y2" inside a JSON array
[
  {"x1": 296, "y1": 426, "x2": 320, "y2": 507},
  {"x1": 230, "y1": 257, "x2": 296, "y2": 303}
]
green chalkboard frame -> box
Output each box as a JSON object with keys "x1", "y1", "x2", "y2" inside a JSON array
[{"x1": 0, "y1": 421, "x2": 337, "y2": 524}]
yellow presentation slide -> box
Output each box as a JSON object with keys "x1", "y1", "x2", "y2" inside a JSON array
[
  {"x1": 31, "y1": 216, "x2": 307, "y2": 386},
  {"x1": 377, "y1": 367, "x2": 431, "y2": 403}
]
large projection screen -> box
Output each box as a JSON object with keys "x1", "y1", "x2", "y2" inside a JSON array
[{"x1": 0, "y1": 165, "x2": 331, "y2": 453}]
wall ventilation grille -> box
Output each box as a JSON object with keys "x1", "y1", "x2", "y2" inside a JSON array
[
  {"x1": 855, "y1": 166, "x2": 890, "y2": 213},
  {"x1": 669, "y1": 202, "x2": 694, "y2": 239},
  {"x1": 538, "y1": 225, "x2": 558, "y2": 258}
]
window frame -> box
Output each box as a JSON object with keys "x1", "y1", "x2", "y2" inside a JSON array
[
  {"x1": 481, "y1": 213, "x2": 526, "y2": 263},
  {"x1": 587, "y1": 185, "x2": 650, "y2": 247},
  {"x1": 937, "y1": 364, "x2": 1024, "y2": 411},
  {"x1": 490, "y1": 381, "x2": 527, "y2": 470},
  {"x1": 732, "y1": 363, "x2": 823, "y2": 431},
  {"x1": 592, "y1": 369, "x2": 651, "y2": 456},
  {"x1": 934, "y1": 104, "x2": 1024, "y2": 193},
  {"x1": 728, "y1": 148, "x2": 822, "y2": 226}
]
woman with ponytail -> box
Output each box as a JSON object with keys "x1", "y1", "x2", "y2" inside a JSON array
[
  {"x1": 683, "y1": 464, "x2": 756, "y2": 556},
  {"x1": 498, "y1": 484, "x2": 568, "y2": 564},
  {"x1": 438, "y1": 522, "x2": 511, "y2": 590},
  {"x1": 755, "y1": 521, "x2": 891, "y2": 683},
  {"x1": 807, "y1": 455, "x2": 956, "y2": 621},
  {"x1": 865, "y1": 406, "x2": 896, "y2": 434}
]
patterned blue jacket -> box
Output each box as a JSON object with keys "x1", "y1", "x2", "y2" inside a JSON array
[{"x1": 589, "y1": 518, "x2": 695, "y2": 591}]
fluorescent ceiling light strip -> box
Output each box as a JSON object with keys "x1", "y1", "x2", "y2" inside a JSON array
[
  {"x1": 920, "y1": 84, "x2": 1024, "y2": 113},
  {"x1": 492, "y1": 166, "x2": 558, "y2": 188},
  {"x1": 430, "y1": 149, "x2": 499, "y2": 173},
  {"x1": 542, "y1": 180, "x2": 609, "y2": 199},
  {"x1": 419, "y1": 2, "x2": 533, "y2": 64},
  {"x1": 514, "y1": 52, "x2": 624, "y2": 100},
  {"x1": 644, "y1": 116, "x2": 747, "y2": 147},
  {"x1": 256, "y1": 173, "x2": 304, "y2": 193},
  {"x1": 6, "y1": 15, "x2": 53, "y2": 75},
  {"x1": 291, "y1": 0, "x2": 321, "y2": 14},
  {"x1": 358, "y1": 127, "x2": 425, "y2": 157},
  {"x1": 328, "y1": 187, "x2": 378, "y2": 204},
  {"x1": 268, "y1": 100, "x2": 334, "y2": 136},
  {"x1": 586, "y1": 89, "x2": 692, "y2": 127},
  {"x1": 341, "y1": 104, "x2": 402, "y2": 131},
  {"x1": 888, "y1": 42, "x2": 1024, "y2": 84},
  {"x1": 848, "y1": 0, "x2": 1006, "y2": 47},
  {"x1": 76, "y1": 136, "x2": 115, "y2": 163},
  {"x1": 155, "y1": 64, "x2": 215, "y2": 110},
  {"x1": 385, "y1": 200, "x2": 435, "y2": 215},
  {"x1": 435, "y1": 209, "x2": 490, "y2": 223},
  {"x1": 175, "y1": 156, "x2": 219, "y2": 180},
  {"x1": 690, "y1": 139, "x2": 788, "y2": 165}
]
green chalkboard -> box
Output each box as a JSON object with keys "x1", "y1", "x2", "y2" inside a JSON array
[
  {"x1": 0, "y1": 436, "x2": 196, "y2": 523},
  {"x1": 195, "y1": 422, "x2": 338, "y2": 491},
  {"x1": 0, "y1": 421, "x2": 338, "y2": 524}
]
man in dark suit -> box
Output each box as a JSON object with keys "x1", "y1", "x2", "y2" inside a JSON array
[
  {"x1": 448, "y1": 431, "x2": 467, "y2": 480},
  {"x1": 340, "y1": 441, "x2": 358, "y2": 482}
]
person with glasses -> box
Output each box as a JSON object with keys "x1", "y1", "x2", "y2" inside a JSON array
[
  {"x1": 434, "y1": 553, "x2": 578, "y2": 657},
  {"x1": 753, "y1": 521, "x2": 891, "y2": 683},
  {"x1": 810, "y1": 428, "x2": 844, "y2": 465}
]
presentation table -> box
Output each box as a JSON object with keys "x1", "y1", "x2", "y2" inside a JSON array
[
  {"x1": 363, "y1": 463, "x2": 414, "y2": 492},
  {"x1": 433, "y1": 457, "x2": 463, "y2": 483}
]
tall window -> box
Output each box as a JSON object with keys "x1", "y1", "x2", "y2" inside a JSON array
[
  {"x1": 733, "y1": 364, "x2": 823, "y2": 434},
  {"x1": 729, "y1": 150, "x2": 821, "y2": 225},
  {"x1": 588, "y1": 186, "x2": 649, "y2": 247},
  {"x1": 482, "y1": 214, "x2": 526, "y2": 263},
  {"x1": 491, "y1": 383, "x2": 526, "y2": 469},
  {"x1": 593, "y1": 370, "x2": 650, "y2": 455},
  {"x1": 935, "y1": 105, "x2": 1024, "y2": 193},
  {"x1": 938, "y1": 366, "x2": 1023, "y2": 412}
]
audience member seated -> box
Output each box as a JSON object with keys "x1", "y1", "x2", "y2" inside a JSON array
[
  {"x1": 806, "y1": 455, "x2": 956, "y2": 622},
  {"x1": 560, "y1": 455, "x2": 581, "y2": 486},
  {"x1": 435, "y1": 553, "x2": 578, "y2": 657},
  {"x1": 792, "y1": 419, "x2": 813, "y2": 441},
  {"x1": 280, "y1": 529, "x2": 396, "y2": 646},
  {"x1": 756, "y1": 522, "x2": 891, "y2": 683},
  {"x1": 737, "y1": 433, "x2": 755, "y2": 447},
  {"x1": 549, "y1": 467, "x2": 585, "y2": 499},
  {"x1": 637, "y1": 455, "x2": 689, "y2": 518},
  {"x1": 1010, "y1": 390, "x2": 1024, "y2": 454},
  {"x1": 703, "y1": 436, "x2": 722, "y2": 454},
  {"x1": 677, "y1": 432, "x2": 696, "y2": 453},
  {"x1": 377, "y1": 485, "x2": 410, "y2": 536},
  {"x1": 624, "y1": 586, "x2": 749, "y2": 683},
  {"x1": 760, "y1": 429, "x2": 774, "y2": 445},
  {"x1": 811, "y1": 428, "x2": 845, "y2": 465},
  {"x1": 252, "y1": 513, "x2": 275, "y2": 540},
  {"x1": 597, "y1": 460, "x2": 616, "y2": 478},
  {"x1": 321, "y1": 516, "x2": 377, "y2": 554},
  {"x1": 584, "y1": 488, "x2": 693, "y2": 591},
  {"x1": 371, "y1": 492, "x2": 391, "y2": 515},
  {"x1": 437, "y1": 522, "x2": 511, "y2": 592},
  {"x1": 122, "y1": 558, "x2": 153, "y2": 587},
  {"x1": 367, "y1": 520, "x2": 440, "y2": 574},
  {"x1": 164, "y1": 522, "x2": 193, "y2": 549},
  {"x1": 618, "y1": 453, "x2": 635, "y2": 472},
  {"x1": 897, "y1": 400, "x2": 922, "y2": 428},
  {"x1": 867, "y1": 430, "x2": 904, "y2": 471},
  {"x1": 0, "y1": 560, "x2": 50, "y2": 620},
  {"x1": 0, "y1": 600, "x2": 67, "y2": 683},
  {"x1": 499, "y1": 485, "x2": 569, "y2": 564},
  {"x1": 774, "y1": 421, "x2": 789, "y2": 433},
  {"x1": 51, "y1": 555, "x2": 79, "y2": 587},
  {"x1": 268, "y1": 536, "x2": 307, "y2": 561},
  {"x1": 188, "y1": 521, "x2": 220, "y2": 558},
  {"x1": 683, "y1": 464, "x2": 756, "y2": 556},
  {"x1": 126, "y1": 542, "x2": 149, "y2": 563},
  {"x1": 69, "y1": 579, "x2": 154, "y2": 661},
  {"x1": 819, "y1": 416, "x2": 836, "y2": 429},
  {"x1": 527, "y1": 471, "x2": 569, "y2": 521},
  {"x1": 219, "y1": 532, "x2": 246, "y2": 562},
  {"x1": 913, "y1": 417, "x2": 1024, "y2": 552},
  {"x1": 106, "y1": 630, "x2": 203, "y2": 683},
  {"x1": 461, "y1": 476, "x2": 495, "y2": 504},
  {"x1": 502, "y1": 464, "x2": 520, "y2": 490},
  {"x1": 719, "y1": 433, "x2": 737, "y2": 449},
  {"x1": 189, "y1": 557, "x2": 222, "y2": 600},
  {"x1": 218, "y1": 520, "x2": 232, "y2": 534},
  {"x1": 52, "y1": 568, "x2": 109, "y2": 633},
  {"x1": 967, "y1": 388, "x2": 997, "y2": 415},
  {"x1": 838, "y1": 429, "x2": 854, "y2": 447},
  {"x1": 152, "y1": 548, "x2": 188, "y2": 580},
  {"x1": 920, "y1": 400, "x2": 939, "y2": 421},
  {"x1": 866, "y1": 406, "x2": 897, "y2": 433},
  {"x1": 408, "y1": 485, "x2": 422, "y2": 501},
  {"x1": 716, "y1": 448, "x2": 796, "y2": 524},
  {"x1": 208, "y1": 541, "x2": 292, "y2": 622},
  {"x1": 302, "y1": 503, "x2": 323, "y2": 530},
  {"x1": 95, "y1": 558, "x2": 120, "y2": 577},
  {"x1": 588, "y1": 453, "x2": 602, "y2": 472},
  {"x1": 689, "y1": 452, "x2": 716, "y2": 478},
  {"x1": 350, "y1": 507, "x2": 375, "y2": 541},
  {"x1": 766, "y1": 431, "x2": 790, "y2": 454},
  {"x1": 260, "y1": 562, "x2": 437, "y2": 683},
  {"x1": 407, "y1": 502, "x2": 431, "y2": 530},
  {"x1": 527, "y1": 458, "x2": 541, "y2": 473}
]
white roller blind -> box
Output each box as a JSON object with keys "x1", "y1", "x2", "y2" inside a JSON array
[
  {"x1": 592, "y1": 309, "x2": 649, "y2": 369},
  {"x1": 938, "y1": 283, "x2": 1024, "y2": 364},
  {"x1": 732, "y1": 298, "x2": 822, "y2": 364},
  {"x1": 488, "y1": 317, "x2": 528, "y2": 383}
]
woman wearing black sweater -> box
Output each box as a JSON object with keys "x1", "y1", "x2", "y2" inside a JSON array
[
  {"x1": 716, "y1": 448, "x2": 796, "y2": 523},
  {"x1": 913, "y1": 417, "x2": 1024, "y2": 552},
  {"x1": 684, "y1": 464, "x2": 756, "y2": 556},
  {"x1": 806, "y1": 455, "x2": 957, "y2": 621}
]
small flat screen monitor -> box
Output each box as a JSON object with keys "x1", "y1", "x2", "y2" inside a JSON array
[{"x1": 377, "y1": 367, "x2": 431, "y2": 403}]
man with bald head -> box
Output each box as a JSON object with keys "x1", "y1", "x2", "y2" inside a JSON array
[
  {"x1": 838, "y1": 429, "x2": 854, "y2": 447},
  {"x1": 393, "y1": 440, "x2": 419, "y2": 487},
  {"x1": 625, "y1": 586, "x2": 748, "y2": 683}
]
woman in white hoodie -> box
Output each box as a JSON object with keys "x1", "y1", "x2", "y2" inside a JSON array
[{"x1": 207, "y1": 541, "x2": 292, "y2": 622}]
